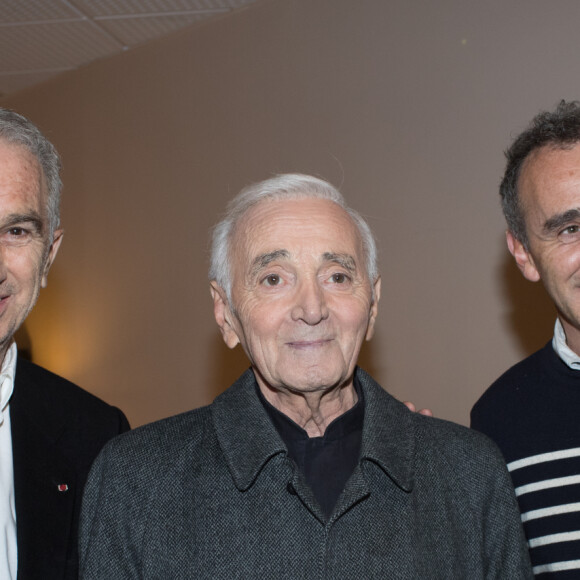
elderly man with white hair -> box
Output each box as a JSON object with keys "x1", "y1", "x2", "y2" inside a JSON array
[{"x1": 80, "y1": 174, "x2": 532, "y2": 578}]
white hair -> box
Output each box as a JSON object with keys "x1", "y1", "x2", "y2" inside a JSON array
[
  {"x1": 209, "y1": 173, "x2": 378, "y2": 302},
  {"x1": 0, "y1": 108, "x2": 61, "y2": 239}
]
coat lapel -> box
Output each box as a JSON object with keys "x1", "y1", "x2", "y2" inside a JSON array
[{"x1": 10, "y1": 362, "x2": 76, "y2": 579}]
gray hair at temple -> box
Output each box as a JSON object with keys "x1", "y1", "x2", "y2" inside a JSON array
[
  {"x1": 0, "y1": 108, "x2": 62, "y2": 239},
  {"x1": 209, "y1": 173, "x2": 379, "y2": 303},
  {"x1": 500, "y1": 100, "x2": 580, "y2": 249}
]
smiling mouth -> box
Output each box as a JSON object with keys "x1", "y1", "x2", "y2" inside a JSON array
[
  {"x1": 287, "y1": 339, "x2": 332, "y2": 349},
  {"x1": 0, "y1": 296, "x2": 10, "y2": 315}
]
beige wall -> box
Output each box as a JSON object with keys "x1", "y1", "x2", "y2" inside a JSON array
[{"x1": 1, "y1": 0, "x2": 569, "y2": 427}]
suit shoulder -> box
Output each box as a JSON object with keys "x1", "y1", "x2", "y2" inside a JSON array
[
  {"x1": 17, "y1": 358, "x2": 117, "y2": 410},
  {"x1": 14, "y1": 358, "x2": 129, "y2": 435},
  {"x1": 87, "y1": 407, "x2": 214, "y2": 510},
  {"x1": 411, "y1": 414, "x2": 511, "y2": 494},
  {"x1": 414, "y1": 413, "x2": 501, "y2": 458},
  {"x1": 102, "y1": 405, "x2": 213, "y2": 466}
]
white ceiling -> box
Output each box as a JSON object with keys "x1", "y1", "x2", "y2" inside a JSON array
[{"x1": 0, "y1": 0, "x2": 258, "y2": 97}]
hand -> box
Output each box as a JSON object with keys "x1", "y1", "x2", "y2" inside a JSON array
[{"x1": 404, "y1": 401, "x2": 433, "y2": 417}]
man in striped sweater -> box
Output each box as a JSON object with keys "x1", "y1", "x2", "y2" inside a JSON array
[{"x1": 472, "y1": 100, "x2": 580, "y2": 578}]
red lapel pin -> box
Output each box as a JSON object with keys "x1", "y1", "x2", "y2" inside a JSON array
[{"x1": 57, "y1": 484, "x2": 68, "y2": 492}]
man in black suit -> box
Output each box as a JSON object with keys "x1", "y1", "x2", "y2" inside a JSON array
[{"x1": 0, "y1": 108, "x2": 129, "y2": 579}]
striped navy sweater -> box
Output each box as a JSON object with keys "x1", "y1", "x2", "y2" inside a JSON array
[{"x1": 472, "y1": 342, "x2": 580, "y2": 578}]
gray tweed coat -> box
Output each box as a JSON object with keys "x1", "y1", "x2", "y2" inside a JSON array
[{"x1": 79, "y1": 368, "x2": 532, "y2": 579}]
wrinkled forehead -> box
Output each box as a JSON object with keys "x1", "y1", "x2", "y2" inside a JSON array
[
  {"x1": 0, "y1": 140, "x2": 47, "y2": 203},
  {"x1": 519, "y1": 144, "x2": 580, "y2": 220},
  {"x1": 230, "y1": 197, "x2": 364, "y2": 270}
]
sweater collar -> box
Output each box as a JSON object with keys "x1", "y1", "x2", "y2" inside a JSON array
[
  {"x1": 211, "y1": 367, "x2": 414, "y2": 492},
  {"x1": 552, "y1": 317, "x2": 580, "y2": 370}
]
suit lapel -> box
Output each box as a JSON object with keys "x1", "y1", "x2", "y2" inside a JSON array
[{"x1": 10, "y1": 362, "x2": 76, "y2": 579}]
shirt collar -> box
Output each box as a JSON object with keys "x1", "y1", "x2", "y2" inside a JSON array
[
  {"x1": 0, "y1": 343, "x2": 17, "y2": 424},
  {"x1": 258, "y1": 378, "x2": 364, "y2": 442},
  {"x1": 552, "y1": 318, "x2": 580, "y2": 369},
  {"x1": 211, "y1": 367, "x2": 414, "y2": 493}
]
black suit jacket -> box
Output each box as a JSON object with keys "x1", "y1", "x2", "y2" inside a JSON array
[{"x1": 10, "y1": 358, "x2": 129, "y2": 579}]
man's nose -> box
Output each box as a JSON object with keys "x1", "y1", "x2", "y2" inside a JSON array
[{"x1": 291, "y1": 279, "x2": 329, "y2": 325}]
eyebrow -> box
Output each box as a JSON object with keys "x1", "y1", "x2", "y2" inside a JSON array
[
  {"x1": 543, "y1": 208, "x2": 580, "y2": 234},
  {"x1": 249, "y1": 250, "x2": 357, "y2": 277},
  {"x1": 322, "y1": 252, "x2": 357, "y2": 272},
  {"x1": 250, "y1": 250, "x2": 290, "y2": 276},
  {"x1": 0, "y1": 213, "x2": 44, "y2": 233}
]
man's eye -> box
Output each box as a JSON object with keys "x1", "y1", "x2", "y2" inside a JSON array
[
  {"x1": 330, "y1": 273, "x2": 349, "y2": 283},
  {"x1": 262, "y1": 274, "x2": 281, "y2": 286},
  {"x1": 0, "y1": 227, "x2": 32, "y2": 247},
  {"x1": 559, "y1": 225, "x2": 580, "y2": 242}
]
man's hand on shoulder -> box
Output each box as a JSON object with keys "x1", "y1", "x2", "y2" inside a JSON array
[{"x1": 404, "y1": 401, "x2": 433, "y2": 417}]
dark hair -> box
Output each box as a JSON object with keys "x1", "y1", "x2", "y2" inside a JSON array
[{"x1": 500, "y1": 100, "x2": 580, "y2": 247}]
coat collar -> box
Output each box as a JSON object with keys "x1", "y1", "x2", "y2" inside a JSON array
[
  {"x1": 10, "y1": 358, "x2": 77, "y2": 579},
  {"x1": 211, "y1": 369, "x2": 286, "y2": 491},
  {"x1": 211, "y1": 367, "x2": 415, "y2": 492},
  {"x1": 356, "y1": 368, "x2": 414, "y2": 492},
  {"x1": 11, "y1": 358, "x2": 69, "y2": 445}
]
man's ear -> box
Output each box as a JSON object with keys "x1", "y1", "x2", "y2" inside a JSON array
[
  {"x1": 210, "y1": 281, "x2": 240, "y2": 349},
  {"x1": 365, "y1": 276, "x2": 381, "y2": 341},
  {"x1": 506, "y1": 230, "x2": 540, "y2": 282},
  {"x1": 41, "y1": 229, "x2": 64, "y2": 288}
]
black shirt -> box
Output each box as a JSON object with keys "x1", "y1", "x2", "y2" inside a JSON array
[{"x1": 259, "y1": 379, "x2": 364, "y2": 518}]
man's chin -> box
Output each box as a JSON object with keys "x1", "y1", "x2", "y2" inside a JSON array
[
  {"x1": 0, "y1": 321, "x2": 21, "y2": 350},
  {"x1": 280, "y1": 371, "x2": 350, "y2": 395}
]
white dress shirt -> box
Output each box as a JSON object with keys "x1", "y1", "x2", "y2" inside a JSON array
[
  {"x1": 552, "y1": 318, "x2": 580, "y2": 369},
  {"x1": 0, "y1": 343, "x2": 18, "y2": 580}
]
